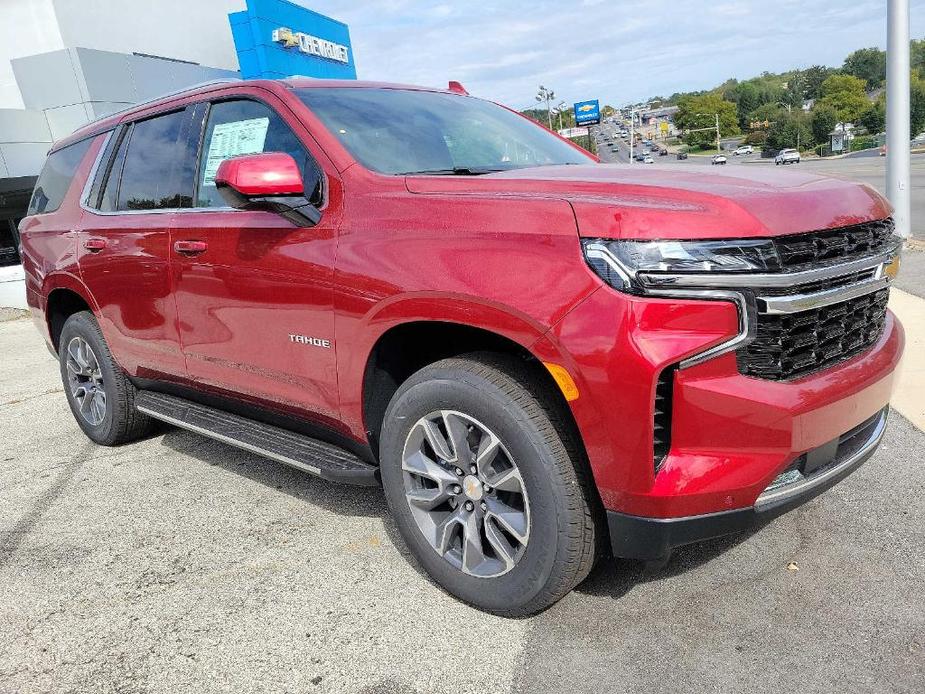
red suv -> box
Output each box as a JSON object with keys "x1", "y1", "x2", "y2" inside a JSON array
[{"x1": 20, "y1": 79, "x2": 904, "y2": 616}]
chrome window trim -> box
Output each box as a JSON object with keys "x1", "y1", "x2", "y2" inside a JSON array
[{"x1": 78, "y1": 130, "x2": 114, "y2": 209}]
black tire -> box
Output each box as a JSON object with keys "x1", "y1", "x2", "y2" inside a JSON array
[
  {"x1": 58, "y1": 311, "x2": 153, "y2": 446},
  {"x1": 379, "y1": 353, "x2": 599, "y2": 617}
]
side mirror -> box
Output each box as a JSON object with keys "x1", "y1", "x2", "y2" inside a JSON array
[{"x1": 215, "y1": 152, "x2": 322, "y2": 227}]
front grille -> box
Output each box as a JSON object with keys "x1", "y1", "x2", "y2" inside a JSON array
[
  {"x1": 771, "y1": 218, "x2": 895, "y2": 271},
  {"x1": 737, "y1": 289, "x2": 889, "y2": 380}
]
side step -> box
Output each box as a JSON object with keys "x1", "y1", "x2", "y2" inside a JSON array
[{"x1": 135, "y1": 391, "x2": 379, "y2": 486}]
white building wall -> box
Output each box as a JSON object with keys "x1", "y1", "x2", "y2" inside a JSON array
[
  {"x1": 50, "y1": 0, "x2": 245, "y2": 71},
  {"x1": 0, "y1": 0, "x2": 65, "y2": 109}
]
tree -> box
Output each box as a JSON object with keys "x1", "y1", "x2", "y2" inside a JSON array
[
  {"x1": 811, "y1": 105, "x2": 839, "y2": 144},
  {"x1": 747, "y1": 103, "x2": 786, "y2": 127},
  {"x1": 675, "y1": 93, "x2": 739, "y2": 149},
  {"x1": 767, "y1": 112, "x2": 812, "y2": 151},
  {"x1": 842, "y1": 47, "x2": 886, "y2": 89},
  {"x1": 912, "y1": 38, "x2": 925, "y2": 75},
  {"x1": 912, "y1": 72, "x2": 925, "y2": 136},
  {"x1": 801, "y1": 65, "x2": 838, "y2": 101},
  {"x1": 818, "y1": 74, "x2": 870, "y2": 122},
  {"x1": 859, "y1": 100, "x2": 885, "y2": 134},
  {"x1": 728, "y1": 82, "x2": 762, "y2": 129}
]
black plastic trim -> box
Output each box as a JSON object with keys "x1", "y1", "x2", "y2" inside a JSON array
[{"x1": 607, "y1": 409, "x2": 887, "y2": 561}]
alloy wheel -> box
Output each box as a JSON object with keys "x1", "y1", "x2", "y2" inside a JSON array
[
  {"x1": 401, "y1": 410, "x2": 530, "y2": 578},
  {"x1": 65, "y1": 336, "x2": 107, "y2": 426}
]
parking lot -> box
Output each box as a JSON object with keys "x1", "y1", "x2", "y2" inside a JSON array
[{"x1": 1, "y1": 305, "x2": 923, "y2": 694}]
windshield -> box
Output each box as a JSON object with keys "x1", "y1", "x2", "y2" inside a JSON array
[{"x1": 296, "y1": 87, "x2": 594, "y2": 175}]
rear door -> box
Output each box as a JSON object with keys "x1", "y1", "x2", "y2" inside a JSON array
[
  {"x1": 169, "y1": 91, "x2": 341, "y2": 423},
  {"x1": 78, "y1": 107, "x2": 197, "y2": 380}
]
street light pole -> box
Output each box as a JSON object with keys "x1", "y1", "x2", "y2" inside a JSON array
[
  {"x1": 630, "y1": 109, "x2": 635, "y2": 164},
  {"x1": 715, "y1": 113, "x2": 721, "y2": 154},
  {"x1": 887, "y1": 0, "x2": 911, "y2": 239}
]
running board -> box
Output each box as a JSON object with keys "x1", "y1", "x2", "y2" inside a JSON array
[{"x1": 135, "y1": 391, "x2": 379, "y2": 486}]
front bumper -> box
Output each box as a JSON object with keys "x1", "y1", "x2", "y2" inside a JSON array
[{"x1": 607, "y1": 407, "x2": 888, "y2": 561}]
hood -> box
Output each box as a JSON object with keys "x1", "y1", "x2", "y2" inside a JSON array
[{"x1": 405, "y1": 164, "x2": 891, "y2": 240}]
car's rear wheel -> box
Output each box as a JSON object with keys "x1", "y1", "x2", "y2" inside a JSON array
[
  {"x1": 59, "y1": 311, "x2": 153, "y2": 445},
  {"x1": 379, "y1": 353, "x2": 599, "y2": 617}
]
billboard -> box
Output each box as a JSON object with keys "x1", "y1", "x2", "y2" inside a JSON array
[
  {"x1": 573, "y1": 99, "x2": 601, "y2": 126},
  {"x1": 229, "y1": 0, "x2": 356, "y2": 80}
]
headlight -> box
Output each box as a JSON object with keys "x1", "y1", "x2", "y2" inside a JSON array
[{"x1": 582, "y1": 238, "x2": 780, "y2": 292}]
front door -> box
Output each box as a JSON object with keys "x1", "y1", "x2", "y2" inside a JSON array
[{"x1": 170, "y1": 94, "x2": 341, "y2": 425}]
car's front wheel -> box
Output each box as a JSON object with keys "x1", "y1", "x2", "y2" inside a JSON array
[{"x1": 379, "y1": 353, "x2": 599, "y2": 617}]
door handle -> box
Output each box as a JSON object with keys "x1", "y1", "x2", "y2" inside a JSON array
[
  {"x1": 173, "y1": 239, "x2": 208, "y2": 255},
  {"x1": 83, "y1": 238, "x2": 106, "y2": 252}
]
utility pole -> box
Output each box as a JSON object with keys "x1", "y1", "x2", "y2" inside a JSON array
[
  {"x1": 715, "y1": 113, "x2": 721, "y2": 154},
  {"x1": 887, "y1": 0, "x2": 911, "y2": 239},
  {"x1": 630, "y1": 108, "x2": 635, "y2": 164}
]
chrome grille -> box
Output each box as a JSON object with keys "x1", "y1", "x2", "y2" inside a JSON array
[
  {"x1": 771, "y1": 218, "x2": 896, "y2": 270},
  {"x1": 737, "y1": 288, "x2": 889, "y2": 380}
]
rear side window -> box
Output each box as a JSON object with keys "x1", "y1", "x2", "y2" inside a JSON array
[
  {"x1": 113, "y1": 109, "x2": 193, "y2": 210},
  {"x1": 195, "y1": 99, "x2": 319, "y2": 208},
  {"x1": 27, "y1": 138, "x2": 93, "y2": 215}
]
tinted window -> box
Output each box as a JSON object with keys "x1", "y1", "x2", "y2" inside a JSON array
[
  {"x1": 196, "y1": 99, "x2": 319, "y2": 208},
  {"x1": 116, "y1": 110, "x2": 192, "y2": 210},
  {"x1": 99, "y1": 126, "x2": 131, "y2": 212},
  {"x1": 85, "y1": 129, "x2": 119, "y2": 209},
  {"x1": 297, "y1": 88, "x2": 593, "y2": 175},
  {"x1": 27, "y1": 138, "x2": 93, "y2": 215}
]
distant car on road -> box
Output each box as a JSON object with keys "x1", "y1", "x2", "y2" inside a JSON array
[
  {"x1": 734, "y1": 145, "x2": 754, "y2": 156},
  {"x1": 643, "y1": 155, "x2": 655, "y2": 164},
  {"x1": 659, "y1": 149, "x2": 668, "y2": 156},
  {"x1": 634, "y1": 153, "x2": 646, "y2": 162},
  {"x1": 676, "y1": 151, "x2": 688, "y2": 160},
  {"x1": 775, "y1": 148, "x2": 801, "y2": 165},
  {"x1": 712, "y1": 154, "x2": 727, "y2": 165}
]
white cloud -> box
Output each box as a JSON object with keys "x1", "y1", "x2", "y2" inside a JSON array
[{"x1": 302, "y1": 0, "x2": 925, "y2": 107}]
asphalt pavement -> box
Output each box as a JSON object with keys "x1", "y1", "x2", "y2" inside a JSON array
[{"x1": 1, "y1": 309, "x2": 923, "y2": 693}]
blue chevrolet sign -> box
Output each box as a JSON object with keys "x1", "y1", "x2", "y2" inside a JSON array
[
  {"x1": 573, "y1": 99, "x2": 601, "y2": 126},
  {"x1": 229, "y1": 0, "x2": 356, "y2": 80}
]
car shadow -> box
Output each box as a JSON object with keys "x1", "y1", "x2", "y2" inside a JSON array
[
  {"x1": 575, "y1": 526, "x2": 766, "y2": 601},
  {"x1": 156, "y1": 426, "x2": 766, "y2": 604},
  {"x1": 156, "y1": 427, "x2": 432, "y2": 578}
]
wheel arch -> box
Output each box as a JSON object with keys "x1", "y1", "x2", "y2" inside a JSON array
[
  {"x1": 44, "y1": 276, "x2": 98, "y2": 353},
  {"x1": 359, "y1": 318, "x2": 590, "y2": 473}
]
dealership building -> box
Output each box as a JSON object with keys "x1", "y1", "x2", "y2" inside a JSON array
[{"x1": 0, "y1": 0, "x2": 355, "y2": 308}]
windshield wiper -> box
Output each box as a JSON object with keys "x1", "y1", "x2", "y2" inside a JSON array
[{"x1": 397, "y1": 167, "x2": 505, "y2": 176}]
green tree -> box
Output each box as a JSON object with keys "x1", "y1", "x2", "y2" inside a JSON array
[
  {"x1": 912, "y1": 38, "x2": 925, "y2": 75},
  {"x1": 912, "y1": 72, "x2": 925, "y2": 135},
  {"x1": 811, "y1": 105, "x2": 839, "y2": 144},
  {"x1": 748, "y1": 102, "x2": 786, "y2": 125},
  {"x1": 859, "y1": 100, "x2": 885, "y2": 134},
  {"x1": 728, "y1": 82, "x2": 761, "y2": 129},
  {"x1": 818, "y1": 74, "x2": 870, "y2": 122},
  {"x1": 767, "y1": 111, "x2": 812, "y2": 151},
  {"x1": 842, "y1": 47, "x2": 886, "y2": 89},
  {"x1": 675, "y1": 93, "x2": 739, "y2": 149},
  {"x1": 801, "y1": 65, "x2": 838, "y2": 100}
]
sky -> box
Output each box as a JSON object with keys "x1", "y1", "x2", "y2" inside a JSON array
[{"x1": 305, "y1": 0, "x2": 925, "y2": 109}]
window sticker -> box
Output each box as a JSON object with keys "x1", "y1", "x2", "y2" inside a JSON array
[{"x1": 202, "y1": 117, "x2": 270, "y2": 186}]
